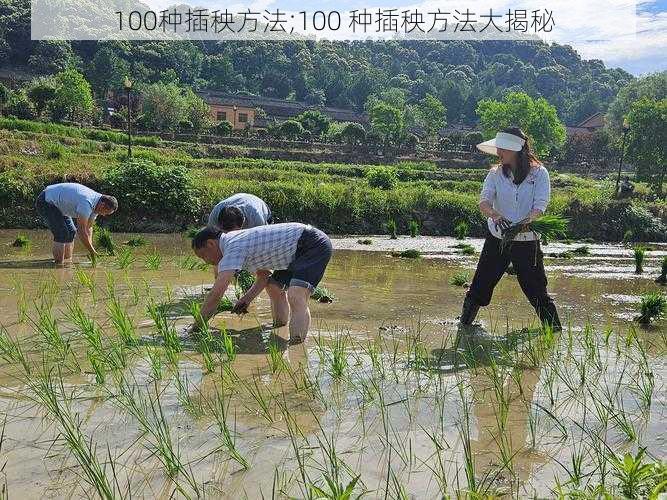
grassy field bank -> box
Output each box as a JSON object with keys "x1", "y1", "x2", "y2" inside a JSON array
[{"x1": 0, "y1": 119, "x2": 665, "y2": 241}]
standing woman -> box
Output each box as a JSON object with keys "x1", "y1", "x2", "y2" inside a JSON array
[{"x1": 459, "y1": 127, "x2": 561, "y2": 330}]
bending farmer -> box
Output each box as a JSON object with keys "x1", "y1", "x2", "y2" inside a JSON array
[
  {"x1": 459, "y1": 127, "x2": 561, "y2": 331},
  {"x1": 190, "y1": 223, "x2": 333, "y2": 343},
  {"x1": 208, "y1": 193, "x2": 272, "y2": 232},
  {"x1": 35, "y1": 183, "x2": 118, "y2": 266}
]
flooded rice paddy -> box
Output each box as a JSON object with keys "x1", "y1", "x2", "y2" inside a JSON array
[{"x1": 0, "y1": 230, "x2": 665, "y2": 498}]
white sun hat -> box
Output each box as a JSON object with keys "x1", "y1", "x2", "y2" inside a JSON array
[{"x1": 476, "y1": 131, "x2": 526, "y2": 155}]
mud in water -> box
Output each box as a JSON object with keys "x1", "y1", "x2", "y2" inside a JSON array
[{"x1": 0, "y1": 230, "x2": 664, "y2": 498}]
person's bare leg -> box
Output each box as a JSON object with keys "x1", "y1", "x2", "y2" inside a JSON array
[
  {"x1": 287, "y1": 286, "x2": 311, "y2": 343},
  {"x1": 64, "y1": 242, "x2": 74, "y2": 262},
  {"x1": 52, "y1": 242, "x2": 66, "y2": 266},
  {"x1": 266, "y1": 282, "x2": 289, "y2": 327}
]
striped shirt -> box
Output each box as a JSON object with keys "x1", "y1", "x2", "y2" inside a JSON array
[{"x1": 217, "y1": 223, "x2": 307, "y2": 273}]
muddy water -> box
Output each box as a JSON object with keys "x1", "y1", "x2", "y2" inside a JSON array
[{"x1": 0, "y1": 230, "x2": 665, "y2": 498}]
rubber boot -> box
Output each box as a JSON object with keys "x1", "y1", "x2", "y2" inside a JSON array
[
  {"x1": 459, "y1": 294, "x2": 480, "y2": 325},
  {"x1": 537, "y1": 301, "x2": 562, "y2": 332}
]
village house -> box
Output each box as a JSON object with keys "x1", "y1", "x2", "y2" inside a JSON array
[
  {"x1": 566, "y1": 111, "x2": 605, "y2": 136},
  {"x1": 196, "y1": 90, "x2": 368, "y2": 130}
]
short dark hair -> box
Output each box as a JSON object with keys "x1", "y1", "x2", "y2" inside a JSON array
[
  {"x1": 219, "y1": 206, "x2": 245, "y2": 231},
  {"x1": 191, "y1": 227, "x2": 222, "y2": 249},
  {"x1": 98, "y1": 195, "x2": 118, "y2": 211}
]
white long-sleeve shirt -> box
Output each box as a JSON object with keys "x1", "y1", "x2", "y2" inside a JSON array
[{"x1": 480, "y1": 164, "x2": 551, "y2": 240}]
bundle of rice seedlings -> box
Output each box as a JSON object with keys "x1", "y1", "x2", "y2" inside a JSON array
[
  {"x1": 571, "y1": 245, "x2": 590, "y2": 256},
  {"x1": 387, "y1": 219, "x2": 398, "y2": 239},
  {"x1": 449, "y1": 271, "x2": 470, "y2": 287},
  {"x1": 391, "y1": 249, "x2": 421, "y2": 259},
  {"x1": 312, "y1": 286, "x2": 335, "y2": 303},
  {"x1": 11, "y1": 235, "x2": 30, "y2": 248},
  {"x1": 655, "y1": 256, "x2": 667, "y2": 284},
  {"x1": 125, "y1": 236, "x2": 147, "y2": 247},
  {"x1": 634, "y1": 246, "x2": 646, "y2": 274},
  {"x1": 454, "y1": 221, "x2": 469, "y2": 240},
  {"x1": 409, "y1": 220, "x2": 419, "y2": 238},
  {"x1": 500, "y1": 215, "x2": 568, "y2": 253},
  {"x1": 635, "y1": 292, "x2": 666, "y2": 325},
  {"x1": 94, "y1": 226, "x2": 116, "y2": 255},
  {"x1": 357, "y1": 239, "x2": 372, "y2": 245},
  {"x1": 236, "y1": 270, "x2": 255, "y2": 295}
]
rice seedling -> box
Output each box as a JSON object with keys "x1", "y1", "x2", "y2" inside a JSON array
[
  {"x1": 178, "y1": 255, "x2": 208, "y2": 271},
  {"x1": 571, "y1": 245, "x2": 590, "y2": 255},
  {"x1": 27, "y1": 367, "x2": 121, "y2": 499},
  {"x1": 145, "y1": 249, "x2": 162, "y2": 270},
  {"x1": 146, "y1": 347, "x2": 164, "y2": 380},
  {"x1": 0, "y1": 324, "x2": 31, "y2": 374},
  {"x1": 234, "y1": 270, "x2": 255, "y2": 297},
  {"x1": 65, "y1": 300, "x2": 103, "y2": 354},
  {"x1": 125, "y1": 236, "x2": 147, "y2": 247},
  {"x1": 409, "y1": 220, "x2": 419, "y2": 238},
  {"x1": 146, "y1": 300, "x2": 181, "y2": 360},
  {"x1": 635, "y1": 292, "x2": 666, "y2": 324},
  {"x1": 266, "y1": 339, "x2": 287, "y2": 373},
  {"x1": 655, "y1": 255, "x2": 667, "y2": 284},
  {"x1": 107, "y1": 295, "x2": 138, "y2": 347},
  {"x1": 11, "y1": 234, "x2": 30, "y2": 248},
  {"x1": 113, "y1": 379, "x2": 201, "y2": 496},
  {"x1": 312, "y1": 286, "x2": 335, "y2": 303},
  {"x1": 391, "y1": 249, "x2": 421, "y2": 259},
  {"x1": 34, "y1": 300, "x2": 77, "y2": 369},
  {"x1": 609, "y1": 448, "x2": 658, "y2": 499},
  {"x1": 208, "y1": 386, "x2": 250, "y2": 470},
  {"x1": 356, "y1": 238, "x2": 372, "y2": 245},
  {"x1": 500, "y1": 214, "x2": 569, "y2": 252},
  {"x1": 449, "y1": 271, "x2": 470, "y2": 287},
  {"x1": 115, "y1": 247, "x2": 134, "y2": 269},
  {"x1": 634, "y1": 245, "x2": 646, "y2": 274},
  {"x1": 241, "y1": 375, "x2": 274, "y2": 423},
  {"x1": 74, "y1": 268, "x2": 97, "y2": 299},
  {"x1": 94, "y1": 226, "x2": 116, "y2": 255},
  {"x1": 174, "y1": 370, "x2": 204, "y2": 418},
  {"x1": 454, "y1": 220, "x2": 468, "y2": 240},
  {"x1": 329, "y1": 335, "x2": 349, "y2": 379},
  {"x1": 457, "y1": 243, "x2": 476, "y2": 255},
  {"x1": 387, "y1": 219, "x2": 398, "y2": 239}
]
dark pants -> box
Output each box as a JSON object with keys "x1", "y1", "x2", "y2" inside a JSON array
[
  {"x1": 465, "y1": 234, "x2": 561, "y2": 328},
  {"x1": 35, "y1": 191, "x2": 77, "y2": 243}
]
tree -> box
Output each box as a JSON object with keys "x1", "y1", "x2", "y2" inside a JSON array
[
  {"x1": 26, "y1": 77, "x2": 57, "y2": 118},
  {"x1": 87, "y1": 46, "x2": 129, "y2": 97},
  {"x1": 5, "y1": 90, "x2": 35, "y2": 119},
  {"x1": 296, "y1": 110, "x2": 330, "y2": 137},
  {"x1": 340, "y1": 123, "x2": 366, "y2": 145},
  {"x1": 369, "y1": 101, "x2": 404, "y2": 146},
  {"x1": 626, "y1": 98, "x2": 666, "y2": 197},
  {"x1": 213, "y1": 120, "x2": 233, "y2": 136},
  {"x1": 139, "y1": 82, "x2": 184, "y2": 131},
  {"x1": 28, "y1": 41, "x2": 78, "y2": 74},
  {"x1": 607, "y1": 72, "x2": 666, "y2": 133},
  {"x1": 0, "y1": 83, "x2": 9, "y2": 115},
  {"x1": 277, "y1": 120, "x2": 304, "y2": 140},
  {"x1": 413, "y1": 93, "x2": 446, "y2": 146},
  {"x1": 51, "y1": 69, "x2": 95, "y2": 122},
  {"x1": 476, "y1": 91, "x2": 566, "y2": 157},
  {"x1": 182, "y1": 88, "x2": 211, "y2": 132}
]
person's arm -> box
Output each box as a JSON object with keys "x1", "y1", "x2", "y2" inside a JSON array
[
  {"x1": 521, "y1": 168, "x2": 551, "y2": 224},
  {"x1": 479, "y1": 169, "x2": 511, "y2": 231},
  {"x1": 201, "y1": 270, "x2": 235, "y2": 321},
  {"x1": 76, "y1": 218, "x2": 97, "y2": 258},
  {"x1": 232, "y1": 270, "x2": 270, "y2": 314}
]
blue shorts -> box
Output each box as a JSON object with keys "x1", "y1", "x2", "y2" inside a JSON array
[
  {"x1": 36, "y1": 191, "x2": 77, "y2": 243},
  {"x1": 269, "y1": 226, "x2": 332, "y2": 291}
]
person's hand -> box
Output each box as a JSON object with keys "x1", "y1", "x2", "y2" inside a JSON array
[
  {"x1": 493, "y1": 216, "x2": 513, "y2": 233},
  {"x1": 231, "y1": 299, "x2": 249, "y2": 315}
]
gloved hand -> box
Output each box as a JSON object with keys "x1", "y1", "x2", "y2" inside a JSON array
[{"x1": 494, "y1": 217, "x2": 513, "y2": 233}]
